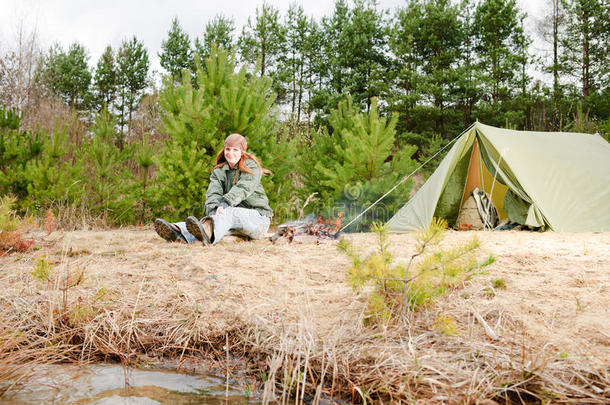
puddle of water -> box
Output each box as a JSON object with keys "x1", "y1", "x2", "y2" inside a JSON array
[{"x1": 5, "y1": 364, "x2": 258, "y2": 404}]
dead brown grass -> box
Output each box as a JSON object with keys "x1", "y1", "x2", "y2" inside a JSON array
[{"x1": 0, "y1": 228, "x2": 608, "y2": 403}]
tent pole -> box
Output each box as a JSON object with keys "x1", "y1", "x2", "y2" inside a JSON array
[{"x1": 486, "y1": 148, "x2": 508, "y2": 229}]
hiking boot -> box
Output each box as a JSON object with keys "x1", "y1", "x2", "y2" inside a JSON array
[
  {"x1": 154, "y1": 218, "x2": 186, "y2": 243},
  {"x1": 186, "y1": 216, "x2": 212, "y2": 246}
]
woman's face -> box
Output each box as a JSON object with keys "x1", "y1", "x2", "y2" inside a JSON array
[{"x1": 224, "y1": 146, "x2": 242, "y2": 167}]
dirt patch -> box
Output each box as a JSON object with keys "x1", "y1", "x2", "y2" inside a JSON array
[{"x1": 1, "y1": 228, "x2": 608, "y2": 402}]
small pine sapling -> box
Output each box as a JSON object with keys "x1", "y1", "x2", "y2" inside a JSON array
[{"x1": 338, "y1": 218, "x2": 495, "y2": 324}]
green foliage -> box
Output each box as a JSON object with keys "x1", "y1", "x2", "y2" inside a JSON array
[
  {"x1": 133, "y1": 134, "x2": 156, "y2": 222},
  {"x1": 299, "y1": 97, "x2": 417, "y2": 230},
  {"x1": 493, "y1": 278, "x2": 506, "y2": 289},
  {"x1": 116, "y1": 36, "x2": 150, "y2": 140},
  {"x1": 560, "y1": 0, "x2": 608, "y2": 97},
  {"x1": 339, "y1": 218, "x2": 494, "y2": 324},
  {"x1": 413, "y1": 0, "x2": 464, "y2": 136},
  {"x1": 21, "y1": 124, "x2": 85, "y2": 212},
  {"x1": 194, "y1": 14, "x2": 236, "y2": 67},
  {"x1": 0, "y1": 107, "x2": 21, "y2": 131},
  {"x1": 388, "y1": 0, "x2": 423, "y2": 133},
  {"x1": 155, "y1": 46, "x2": 295, "y2": 221},
  {"x1": 238, "y1": 3, "x2": 285, "y2": 77},
  {"x1": 565, "y1": 102, "x2": 597, "y2": 133},
  {"x1": 434, "y1": 313, "x2": 460, "y2": 336},
  {"x1": 338, "y1": 0, "x2": 390, "y2": 110},
  {"x1": 80, "y1": 109, "x2": 136, "y2": 224},
  {"x1": 0, "y1": 104, "x2": 140, "y2": 225},
  {"x1": 92, "y1": 45, "x2": 117, "y2": 112},
  {"x1": 473, "y1": 0, "x2": 529, "y2": 104},
  {"x1": 400, "y1": 131, "x2": 448, "y2": 176},
  {"x1": 31, "y1": 255, "x2": 52, "y2": 282},
  {"x1": 0, "y1": 106, "x2": 85, "y2": 211},
  {"x1": 0, "y1": 117, "x2": 34, "y2": 199},
  {"x1": 310, "y1": 0, "x2": 389, "y2": 118},
  {"x1": 280, "y1": 4, "x2": 311, "y2": 120},
  {"x1": 159, "y1": 17, "x2": 193, "y2": 82},
  {"x1": 39, "y1": 42, "x2": 92, "y2": 109}
]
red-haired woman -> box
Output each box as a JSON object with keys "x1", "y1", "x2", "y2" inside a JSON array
[{"x1": 154, "y1": 133, "x2": 272, "y2": 245}]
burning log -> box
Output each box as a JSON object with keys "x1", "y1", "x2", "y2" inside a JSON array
[{"x1": 269, "y1": 213, "x2": 343, "y2": 244}]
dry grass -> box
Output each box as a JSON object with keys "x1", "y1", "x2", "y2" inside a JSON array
[
  {"x1": 0, "y1": 306, "x2": 76, "y2": 397},
  {"x1": 0, "y1": 228, "x2": 608, "y2": 403}
]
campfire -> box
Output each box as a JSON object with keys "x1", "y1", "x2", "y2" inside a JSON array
[{"x1": 269, "y1": 213, "x2": 343, "y2": 244}]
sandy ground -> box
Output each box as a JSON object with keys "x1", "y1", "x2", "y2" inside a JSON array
[{"x1": 1, "y1": 227, "x2": 609, "y2": 400}]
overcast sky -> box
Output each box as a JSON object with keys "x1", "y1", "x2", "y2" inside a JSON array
[{"x1": 1, "y1": 0, "x2": 547, "y2": 78}]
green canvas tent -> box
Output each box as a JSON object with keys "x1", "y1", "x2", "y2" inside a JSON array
[{"x1": 387, "y1": 122, "x2": 610, "y2": 233}]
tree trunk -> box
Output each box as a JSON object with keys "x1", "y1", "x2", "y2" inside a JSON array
[
  {"x1": 553, "y1": 0, "x2": 560, "y2": 100},
  {"x1": 297, "y1": 59, "x2": 304, "y2": 122},
  {"x1": 291, "y1": 54, "x2": 296, "y2": 118},
  {"x1": 581, "y1": 6, "x2": 590, "y2": 98}
]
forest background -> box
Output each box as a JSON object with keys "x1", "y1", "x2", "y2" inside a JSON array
[{"x1": 0, "y1": 0, "x2": 608, "y2": 230}]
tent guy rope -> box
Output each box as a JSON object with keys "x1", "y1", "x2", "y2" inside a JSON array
[{"x1": 339, "y1": 122, "x2": 477, "y2": 233}]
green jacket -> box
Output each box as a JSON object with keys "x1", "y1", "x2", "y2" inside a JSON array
[{"x1": 204, "y1": 158, "x2": 273, "y2": 218}]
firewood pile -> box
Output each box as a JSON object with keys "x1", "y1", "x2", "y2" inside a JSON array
[{"x1": 269, "y1": 213, "x2": 343, "y2": 244}]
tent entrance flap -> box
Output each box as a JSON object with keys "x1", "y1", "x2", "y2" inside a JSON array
[
  {"x1": 433, "y1": 144, "x2": 472, "y2": 226},
  {"x1": 459, "y1": 139, "x2": 508, "y2": 220}
]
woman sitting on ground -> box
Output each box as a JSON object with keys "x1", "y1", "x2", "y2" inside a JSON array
[{"x1": 154, "y1": 133, "x2": 273, "y2": 245}]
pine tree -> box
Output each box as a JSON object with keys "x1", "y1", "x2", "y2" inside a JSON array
[
  {"x1": 341, "y1": 0, "x2": 390, "y2": 111},
  {"x1": 237, "y1": 3, "x2": 287, "y2": 102},
  {"x1": 194, "y1": 14, "x2": 235, "y2": 68},
  {"x1": 159, "y1": 17, "x2": 193, "y2": 82},
  {"x1": 21, "y1": 125, "x2": 85, "y2": 214},
  {"x1": 561, "y1": 0, "x2": 606, "y2": 98},
  {"x1": 389, "y1": 0, "x2": 423, "y2": 133},
  {"x1": 134, "y1": 133, "x2": 156, "y2": 223},
  {"x1": 80, "y1": 109, "x2": 136, "y2": 224},
  {"x1": 300, "y1": 97, "x2": 417, "y2": 230},
  {"x1": 282, "y1": 3, "x2": 309, "y2": 121},
  {"x1": 39, "y1": 42, "x2": 92, "y2": 109},
  {"x1": 536, "y1": 0, "x2": 567, "y2": 102},
  {"x1": 473, "y1": 0, "x2": 531, "y2": 127},
  {"x1": 321, "y1": 0, "x2": 350, "y2": 96},
  {"x1": 309, "y1": 0, "x2": 351, "y2": 123},
  {"x1": 116, "y1": 36, "x2": 150, "y2": 142},
  {"x1": 455, "y1": 0, "x2": 479, "y2": 128},
  {"x1": 92, "y1": 45, "x2": 117, "y2": 112},
  {"x1": 302, "y1": 18, "x2": 324, "y2": 124},
  {"x1": 411, "y1": 0, "x2": 464, "y2": 137},
  {"x1": 0, "y1": 108, "x2": 39, "y2": 200},
  {"x1": 473, "y1": 0, "x2": 528, "y2": 104}
]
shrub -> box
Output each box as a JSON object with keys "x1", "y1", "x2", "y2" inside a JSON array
[
  {"x1": 298, "y1": 97, "x2": 418, "y2": 231},
  {"x1": 79, "y1": 110, "x2": 136, "y2": 224},
  {"x1": 338, "y1": 218, "x2": 495, "y2": 324},
  {"x1": 0, "y1": 196, "x2": 35, "y2": 255}
]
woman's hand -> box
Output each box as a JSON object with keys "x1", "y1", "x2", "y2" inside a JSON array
[{"x1": 216, "y1": 206, "x2": 224, "y2": 215}]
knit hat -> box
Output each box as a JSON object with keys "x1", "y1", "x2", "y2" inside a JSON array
[{"x1": 224, "y1": 133, "x2": 247, "y2": 152}]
